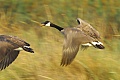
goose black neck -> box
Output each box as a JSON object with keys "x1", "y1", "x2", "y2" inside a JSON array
[{"x1": 50, "y1": 23, "x2": 64, "y2": 31}]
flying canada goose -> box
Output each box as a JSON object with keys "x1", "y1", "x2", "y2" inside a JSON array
[
  {"x1": 41, "y1": 19, "x2": 105, "y2": 66},
  {"x1": 0, "y1": 35, "x2": 34, "y2": 70}
]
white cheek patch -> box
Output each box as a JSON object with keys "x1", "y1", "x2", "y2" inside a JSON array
[{"x1": 45, "y1": 22, "x2": 51, "y2": 26}]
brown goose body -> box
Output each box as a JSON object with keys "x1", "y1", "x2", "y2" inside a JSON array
[
  {"x1": 0, "y1": 35, "x2": 34, "y2": 70},
  {"x1": 61, "y1": 28, "x2": 97, "y2": 65},
  {"x1": 41, "y1": 20, "x2": 105, "y2": 66}
]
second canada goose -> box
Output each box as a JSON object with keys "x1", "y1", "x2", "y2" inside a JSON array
[
  {"x1": 0, "y1": 35, "x2": 34, "y2": 70},
  {"x1": 41, "y1": 20, "x2": 105, "y2": 66}
]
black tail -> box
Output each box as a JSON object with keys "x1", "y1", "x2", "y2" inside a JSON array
[
  {"x1": 96, "y1": 44, "x2": 105, "y2": 49},
  {"x1": 90, "y1": 41, "x2": 105, "y2": 49},
  {"x1": 23, "y1": 46, "x2": 34, "y2": 53}
]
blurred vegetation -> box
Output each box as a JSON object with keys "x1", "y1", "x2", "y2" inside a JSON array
[{"x1": 0, "y1": 0, "x2": 120, "y2": 80}]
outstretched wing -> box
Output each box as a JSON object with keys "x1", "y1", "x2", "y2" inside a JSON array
[
  {"x1": 61, "y1": 28, "x2": 94, "y2": 66},
  {"x1": 0, "y1": 41, "x2": 20, "y2": 70},
  {"x1": 0, "y1": 50, "x2": 19, "y2": 70},
  {"x1": 76, "y1": 18, "x2": 100, "y2": 39}
]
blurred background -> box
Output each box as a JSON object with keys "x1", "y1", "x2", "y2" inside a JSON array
[{"x1": 0, "y1": 0, "x2": 120, "y2": 80}]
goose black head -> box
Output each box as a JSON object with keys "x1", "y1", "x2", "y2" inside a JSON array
[
  {"x1": 41, "y1": 21, "x2": 64, "y2": 31},
  {"x1": 41, "y1": 21, "x2": 51, "y2": 27}
]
